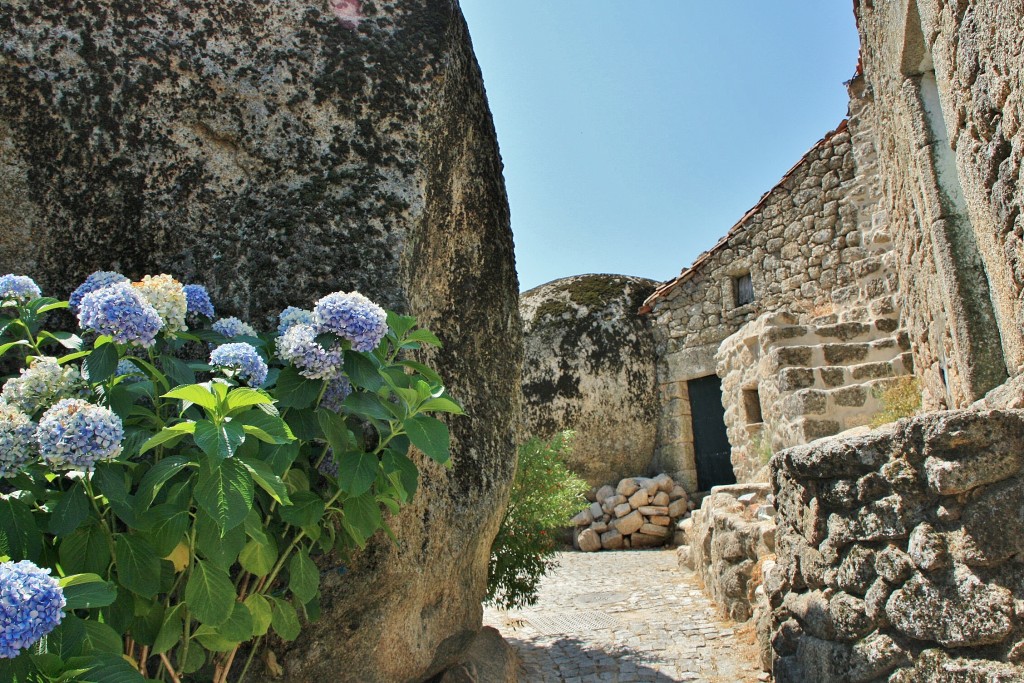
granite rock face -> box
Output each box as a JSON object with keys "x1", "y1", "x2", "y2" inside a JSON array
[
  {"x1": 520, "y1": 274, "x2": 659, "y2": 486},
  {"x1": 0, "y1": 2, "x2": 520, "y2": 681},
  {"x1": 769, "y1": 410, "x2": 1024, "y2": 682}
]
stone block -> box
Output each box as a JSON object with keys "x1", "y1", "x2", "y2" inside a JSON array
[
  {"x1": 652, "y1": 491, "x2": 670, "y2": 506},
  {"x1": 771, "y1": 346, "x2": 814, "y2": 368},
  {"x1": 578, "y1": 528, "x2": 602, "y2": 552},
  {"x1": 637, "y1": 477, "x2": 660, "y2": 495},
  {"x1": 589, "y1": 502, "x2": 604, "y2": 520},
  {"x1": 600, "y1": 529, "x2": 624, "y2": 549},
  {"x1": 653, "y1": 473, "x2": 674, "y2": 492},
  {"x1": 669, "y1": 485, "x2": 688, "y2": 501},
  {"x1": 823, "y1": 343, "x2": 869, "y2": 364},
  {"x1": 649, "y1": 516, "x2": 671, "y2": 526},
  {"x1": 570, "y1": 509, "x2": 593, "y2": 527},
  {"x1": 615, "y1": 510, "x2": 644, "y2": 536},
  {"x1": 639, "y1": 523, "x2": 670, "y2": 537},
  {"x1": 613, "y1": 503, "x2": 632, "y2": 518},
  {"x1": 779, "y1": 367, "x2": 817, "y2": 391},
  {"x1": 850, "y1": 361, "x2": 894, "y2": 380},
  {"x1": 616, "y1": 478, "x2": 640, "y2": 497},
  {"x1": 637, "y1": 505, "x2": 669, "y2": 516},
  {"x1": 819, "y1": 367, "x2": 847, "y2": 387},
  {"x1": 628, "y1": 488, "x2": 649, "y2": 508},
  {"x1": 832, "y1": 385, "x2": 867, "y2": 407},
  {"x1": 631, "y1": 532, "x2": 666, "y2": 547},
  {"x1": 595, "y1": 485, "x2": 616, "y2": 503},
  {"x1": 668, "y1": 498, "x2": 689, "y2": 518},
  {"x1": 589, "y1": 520, "x2": 608, "y2": 534}
]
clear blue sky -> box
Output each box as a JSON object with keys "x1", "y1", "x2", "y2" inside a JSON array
[{"x1": 458, "y1": 2, "x2": 862, "y2": 292}]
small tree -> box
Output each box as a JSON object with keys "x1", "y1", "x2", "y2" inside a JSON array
[{"x1": 486, "y1": 431, "x2": 588, "y2": 610}]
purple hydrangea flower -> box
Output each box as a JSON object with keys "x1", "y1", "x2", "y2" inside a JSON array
[
  {"x1": 277, "y1": 306, "x2": 314, "y2": 336},
  {"x1": 0, "y1": 560, "x2": 65, "y2": 659},
  {"x1": 277, "y1": 324, "x2": 342, "y2": 380},
  {"x1": 313, "y1": 292, "x2": 388, "y2": 352},
  {"x1": 320, "y1": 376, "x2": 352, "y2": 413},
  {"x1": 210, "y1": 343, "x2": 268, "y2": 388},
  {"x1": 183, "y1": 284, "x2": 215, "y2": 319},
  {"x1": 69, "y1": 271, "x2": 129, "y2": 313},
  {"x1": 212, "y1": 317, "x2": 258, "y2": 339},
  {"x1": 0, "y1": 275, "x2": 42, "y2": 306},
  {"x1": 0, "y1": 403, "x2": 37, "y2": 478},
  {"x1": 317, "y1": 449, "x2": 339, "y2": 478},
  {"x1": 37, "y1": 399, "x2": 124, "y2": 471},
  {"x1": 78, "y1": 284, "x2": 163, "y2": 347}
]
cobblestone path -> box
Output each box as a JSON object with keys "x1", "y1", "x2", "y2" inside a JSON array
[{"x1": 483, "y1": 550, "x2": 765, "y2": 683}]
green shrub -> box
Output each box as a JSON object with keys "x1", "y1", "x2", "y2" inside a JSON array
[
  {"x1": 486, "y1": 431, "x2": 588, "y2": 610},
  {"x1": 870, "y1": 376, "x2": 922, "y2": 427}
]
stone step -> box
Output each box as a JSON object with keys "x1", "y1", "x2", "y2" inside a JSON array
[
  {"x1": 761, "y1": 319, "x2": 904, "y2": 349},
  {"x1": 768, "y1": 337, "x2": 908, "y2": 371},
  {"x1": 778, "y1": 352, "x2": 913, "y2": 392},
  {"x1": 780, "y1": 374, "x2": 913, "y2": 419}
]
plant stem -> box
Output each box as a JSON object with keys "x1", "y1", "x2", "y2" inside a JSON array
[
  {"x1": 158, "y1": 653, "x2": 183, "y2": 683},
  {"x1": 237, "y1": 636, "x2": 265, "y2": 683}
]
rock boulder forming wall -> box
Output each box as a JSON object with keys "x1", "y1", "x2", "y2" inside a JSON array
[
  {"x1": 769, "y1": 410, "x2": 1024, "y2": 682},
  {"x1": 520, "y1": 274, "x2": 659, "y2": 486},
  {"x1": 0, "y1": 2, "x2": 521, "y2": 681}
]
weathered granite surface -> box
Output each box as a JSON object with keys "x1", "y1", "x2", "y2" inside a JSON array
[
  {"x1": 768, "y1": 410, "x2": 1024, "y2": 682},
  {"x1": 0, "y1": 2, "x2": 520, "y2": 681},
  {"x1": 520, "y1": 274, "x2": 659, "y2": 486}
]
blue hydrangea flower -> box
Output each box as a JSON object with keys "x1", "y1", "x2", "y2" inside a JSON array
[
  {"x1": 37, "y1": 399, "x2": 125, "y2": 471},
  {"x1": 210, "y1": 343, "x2": 268, "y2": 388},
  {"x1": 1, "y1": 357, "x2": 84, "y2": 416},
  {"x1": 78, "y1": 284, "x2": 163, "y2": 347},
  {"x1": 115, "y1": 359, "x2": 146, "y2": 384},
  {"x1": 183, "y1": 284, "x2": 215, "y2": 319},
  {"x1": 0, "y1": 560, "x2": 65, "y2": 659},
  {"x1": 277, "y1": 324, "x2": 342, "y2": 380},
  {"x1": 212, "y1": 317, "x2": 258, "y2": 339},
  {"x1": 320, "y1": 376, "x2": 352, "y2": 413},
  {"x1": 313, "y1": 292, "x2": 388, "y2": 352},
  {"x1": 69, "y1": 271, "x2": 129, "y2": 313},
  {"x1": 0, "y1": 403, "x2": 38, "y2": 478},
  {"x1": 318, "y1": 449, "x2": 339, "y2": 478},
  {"x1": 277, "y1": 306, "x2": 314, "y2": 336},
  {"x1": 0, "y1": 275, "x2": 42, "y2": 306}
]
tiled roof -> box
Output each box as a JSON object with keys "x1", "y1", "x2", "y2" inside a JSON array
[{"x1": 639, "y1": 120, "x2": 849, "y2": 314}]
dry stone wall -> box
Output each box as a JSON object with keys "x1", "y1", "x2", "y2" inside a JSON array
[
  {"x1": 0, "y1": 3, "x2": 521, "y2": 681},
  {"x1": 572, "y1": 474, "x2": 691, "y2": 551},
  {"x1": 521, "y1": 274, "x2": 659, "y2": 486},
  {"x1": 855, "y1": 0, "x2": 1024, "y2": 407},
  {"x1": 768, "y1": 410, "x2": 1024, "y2": 682}
]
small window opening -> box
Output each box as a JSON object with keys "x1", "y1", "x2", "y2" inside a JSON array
[
  {"x1": 735, "y1": 273, "x2": 755, "y2": 307},
  {"x1": 743, "y1": 388, "x2": 763, "y2": 425}
]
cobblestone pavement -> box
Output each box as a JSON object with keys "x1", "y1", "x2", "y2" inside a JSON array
[{"x1": 483, "y1": 550, "x2": 766, "y2": 683}]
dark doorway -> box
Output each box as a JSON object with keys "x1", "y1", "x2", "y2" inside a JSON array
[{"x1": 688, "y1": 375, "x2": 736, "y2": 491}]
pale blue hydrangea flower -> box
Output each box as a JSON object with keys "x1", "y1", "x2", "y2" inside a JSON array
[
  {"x1": 313, "y1": 292, "x2": 388, "y2": 352},
  {"x1": 183, "y1": 284, "x2": 215, "y2": 319},
  {"x1": 115, "y1": 359, "x2": 146, "y2": 384},
  {"x1": 0, "y1": 560, "x2": 65, "y2": 659},
  {"x1": 69, "y1": 271, "x2": 129, "y2": 312},
  {"x1": 37, "y1": 398, "x2": 124, "y2": 471},
  {"x1": 210, "y1": 343, "x2": 268, "y2": 388},
  {"x1": 318, "y1": 449, "x2": 339, "y2": 478},
  {"x1": 277, "y1": 323, "x2": 342, "y2": 380},
  {"x1": 78, "y1": 284, "x2": 163, "y2": 347},
  {"x1": 212, "y1": 317, "x2": 258, "y2": 339},
  {"x1": 277, "y1": 306, "x2": 314, "y2": 336},
  {"x1": 1, "y1": 357, "x2": 84, "y2": 415},
  {"x1": 0, "y1": 275, "x2": 42, "y2": 306},
  {"x1": 0, "y1": 403, "x2": 37, "y2": 478},
  {"x1": 320, "y1": 376, "x2": 352, "y2": 413}
]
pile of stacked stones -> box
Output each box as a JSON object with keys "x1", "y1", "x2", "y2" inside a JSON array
[{"x1": 572, "y1": 474, "x2": 692, "y2": 551}]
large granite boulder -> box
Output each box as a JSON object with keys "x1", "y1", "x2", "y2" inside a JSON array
[
  {"x1": 520, "y1": 274, "x2": 658, "y2": 486},
  {"x1": 0, "y1": 2, "x2": 520, "y2": 681}
]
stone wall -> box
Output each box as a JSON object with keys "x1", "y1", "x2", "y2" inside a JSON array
[
  {"x1": 521, "y1": 274, "x2": 659, "y2": 486},
  {"x1": 767, "y1": 410, "x2": 1024, "y2": 682},
  {"x1": 676, "y1": 483, "x2": 776, "y2": 623},
  {"x1": 855, "y1": 0, "x2": 1024, "y2": 408},
  {"x1": 0, "y1": 3, "x2": 521, "y2": 681},
  {"x1": 643, "y1": 91, "x2": 900, "y2": 490}
]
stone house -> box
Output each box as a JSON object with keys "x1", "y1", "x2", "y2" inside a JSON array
[{"x1": 642, "y1": 0, "x2": 1024, "y2": 495}]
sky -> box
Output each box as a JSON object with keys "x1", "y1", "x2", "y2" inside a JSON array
[{"x1": 458, "y1": 2, "x2": 862, "y2": 293}]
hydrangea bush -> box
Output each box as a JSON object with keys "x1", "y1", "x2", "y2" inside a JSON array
[{"x1": 0, "y1": 272, "x2": 460, "y2": 683}]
